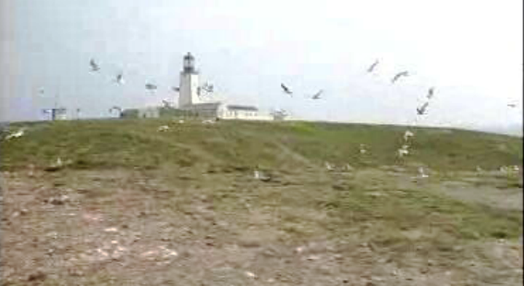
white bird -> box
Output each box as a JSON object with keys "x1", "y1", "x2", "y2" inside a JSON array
[
  {"x1": 4, "y1": 128, "x2": 25, "y2": 140},
  {"x1": 359, "y1": 144, "x2": 367, "y2": 154},
  {"x1": 281, "y1": 83, "x2": 293, "y2": 96},
  {"x1": 391, "y1": 71, "x2": 409, "y2": 84},
  {"x1": 367, "y1": 59, "x2": 379, "y2": 73},
  {"x1": 325, "y1": 162, "x2": 335, "y2": 171},
  {"x1": 89, "y1": 59, "x2": 100, "y2": 72},
  {"x1": 403, "y1": 130, "x2": 414, "y2": 141},
  {"x1": 397, "y1": 145, "x2": 410, "y2": 158},
  {"x1": 157, "y1": 125, "x2": 169, "y2": 132},
  {"x1": 416, "y1": 102, "x2": 429, "y2": 115},
  {"x1": 418, "y1": 167, "x2": 429, "y2": 178},
  {"x1": 311, "y1": 90, "x2": 323, "y2": 100},
  {"x1": 254, "y1": 168, "x2": 271, "y2": 182}
]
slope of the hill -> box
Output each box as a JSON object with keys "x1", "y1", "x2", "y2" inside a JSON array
[
  {"x1": 1, "y1": 119, "x2": 522, "y2": 285},
  {"x1": 1, "y1": 118, "x2": 522, "y2": 172}
]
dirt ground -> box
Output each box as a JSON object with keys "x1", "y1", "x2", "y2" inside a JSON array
[{"x1": 1, "y1": 167, "x2": 522, "y2": 286}]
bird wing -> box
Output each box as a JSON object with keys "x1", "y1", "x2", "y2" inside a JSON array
[
  {"x1": 281, "y1": 84, "x2": 291, "y2": 93},
  {"x1": 367, "y1": 60, "x2": 379, "y2": 72}
]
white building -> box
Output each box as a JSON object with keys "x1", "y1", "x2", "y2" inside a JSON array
[{"x1": 178, "y1": 53, "x2": 275, "y2": 121}]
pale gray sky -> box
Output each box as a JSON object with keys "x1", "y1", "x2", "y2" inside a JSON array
[{"x1": 1, "y1": 0, "x2": 522, "y2": 133}]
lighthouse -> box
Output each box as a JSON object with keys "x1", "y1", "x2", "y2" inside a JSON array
[{"x1": 178, "y1": 53, "x2": 201, "y2": 108}]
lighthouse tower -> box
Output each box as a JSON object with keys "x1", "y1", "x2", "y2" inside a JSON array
[{"x1": 178, "y1": 53, "x2": 200, "y2": 108}]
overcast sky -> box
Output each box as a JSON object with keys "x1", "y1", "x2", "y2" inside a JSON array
[{"x1": 1, "y1": 0, "x2": 522, "y2": 133}]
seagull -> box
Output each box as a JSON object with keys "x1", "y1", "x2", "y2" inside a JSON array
[
  {"x1": 109, "y1": 106, "x2": 122, "y2": 116},
  {"x1": 367, "y1": 59, "x2": 379, "y2": 73},
  {"x1": 201, "y1": 83, "x2": 214, "y2": 93},
  {"x1": 38, "y1": 88, "x2": 45, "y2": 95},
  {"x1": 281, "y1": 83, "x2": 293, "y2": 96},
  {"x1": 508, "y1": 103, "x2": 517, "y2": 108},
  {"x1": 89, "y1": 59, "x2": 100, "y2": 72},
  {"x1": 172, "y1": 87, "x2": 180, "y2": 92},
  {"x1": 416, "y1": 102, "x2": 429, "y2": 115},
  {"x1": 254, "y1": 168, "x2": 271, "y2": 182},
  {"x1": 325, "y1": 162, "x2": 335, "y2": 171},
  {"x1": 427, "y1": 87, "x2": 435, "y2": 99},
  {"x1": 418, "y1": 167, "x2": 429, "y2": 178},
  {"x1": 162, "y1": 99, "x2": 171, "y2": 108},
  {"x1": 4, "y1": 128, "x2": 25, "y2": 140},
  {"x1": 391, "y1": 71, "x2": 409, "y2": 84},
  {"x1": 403, "y1": 130, "x2": 414, "y2": 141},
  {"x1": 311, "y1": 90, "x2": 323, "y2": 100},
  {"x1": 115, "y1": 72, "x2": 124, "y2": 85},
  {"x1": 397, "y1": 145, "x2": 410, "y2": 158},
  {"x1": 359, "y1": 144, "x2": 367, "y2": 154},
  {"x1": 145, "y1": 83, "x2": 157, "y2": 90},
  {"x1": 157, "y1": 125, "x2": 169, "y2": 132}
]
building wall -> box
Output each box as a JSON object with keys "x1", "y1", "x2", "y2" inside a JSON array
[
  {"x1": 219, "y1": 109, "x2": 272, "y2": 121},
  {"x1": 137, "y1": 107, "x2": 160, "y2": 118},
  {"x1": 179, "y1": 72, "x2": 200, "y2": 108}
]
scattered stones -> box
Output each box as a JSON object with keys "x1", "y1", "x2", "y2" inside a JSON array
[
  {"x1": 104, "y1": 227, "x2": 118, "y2": 233},
  {"x1": 245, "y1": 271, "x2": 257, "y2": 279}
]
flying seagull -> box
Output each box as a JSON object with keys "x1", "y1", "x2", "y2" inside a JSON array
[
  {"x1": 508, "y1": 103, "x2": 517, "y2": 108},
  {"x1": 416, "y1": 102, "x2": 430, "y2": 115},
  {"x1": 145, "y1": 83, "x2": 157, "y2": 90},
  {"x1": 281, "y1": 83, "x2": 293, "y2": 95},
  {"x1": 89, "y1": 59, "x2": 100, "y2": 72},
  {"x1": 427, "y1": 87, "x2": 435, "y2": 99},
  {"x1": 201, "y1": 83, "x2": 214, "y2": 93},
  {"x1": 391, "y1": 71, "x2": 409, "y2": 84},
  {"x1": 311, "y1": 90, "x2": 323, "y2": 100},
  {"x1": 109, "y1": 106, "x2": 122, "y2": 116},
  {"x1": 115, "y1": 72, "x2": 124, "y2": 85},
  {"x1": 172, "y1": 87, "x2": 180, "y2": 92},
  {"x1": 367, "y1": 59, "x2": 379, "y2": 73}
]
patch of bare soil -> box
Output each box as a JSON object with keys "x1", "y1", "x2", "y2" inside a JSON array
[{"x1": 1, "y1": 169, "x2": 522, "y2": 285}]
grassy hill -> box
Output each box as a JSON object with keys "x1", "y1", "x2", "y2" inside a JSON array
[
  {"x1": 1, "y1": 118, "x2": 522, "y2": 285},
  {"x1": 1, "y1": 118, "x2": 522, "y2": 172}
]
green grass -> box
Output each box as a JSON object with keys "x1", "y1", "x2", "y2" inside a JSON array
[{"x1": 1, "y1": 118, "x2": 522, "y2": 172}]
